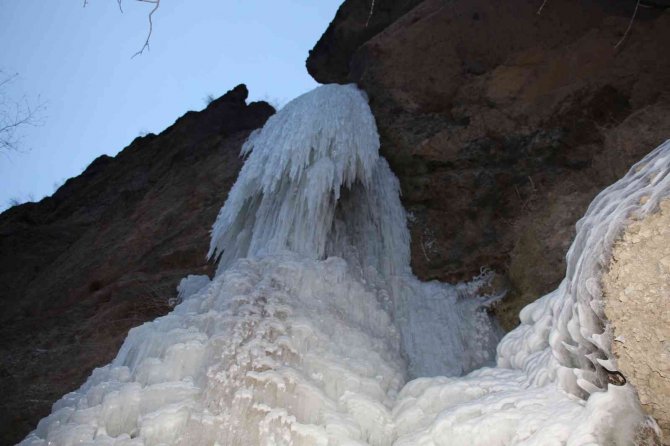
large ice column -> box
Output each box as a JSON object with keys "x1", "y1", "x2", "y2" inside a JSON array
[
  {"x1": 208, "y1": 84, "x2": 410, "y2": 279},
  {"x1": 204, "y1": 83, "x2": 501, "y2": 379}
]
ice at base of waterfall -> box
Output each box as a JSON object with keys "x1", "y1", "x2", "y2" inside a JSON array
[{"x1": 21, "y1": 84, "x2": 668, "y2": 446}]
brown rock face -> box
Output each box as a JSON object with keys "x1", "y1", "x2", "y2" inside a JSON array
[
  {"x1": 307, "y1": 0, "x2": 424, "y2": 84},
  {"x1": 0, "y1": 85, "x2": 273, "y2": 444},
  {"x1": 307, "y1": 0, "x2": 670, "y2": 329}
]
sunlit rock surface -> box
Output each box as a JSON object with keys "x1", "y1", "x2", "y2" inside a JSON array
[{"x1": 604, "y1": 198, "x2": 670, "y2": 441}]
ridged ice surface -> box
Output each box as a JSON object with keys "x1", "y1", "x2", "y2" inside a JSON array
[
  {"x1": 21, "y1": 85, "x2": 669, "y2": 445},
  {"x1": 208, "y1": 84, "x2": 401, "y2": 277},
  {"x1": 497, "y1": 141, "x2": 670, "y2": 396}
]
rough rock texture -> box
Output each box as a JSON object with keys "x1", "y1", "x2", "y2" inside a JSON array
[
  {"x1": 0, "y1": 85, "x2": 273, "y2": 445},
  {"x1": 307, "y1": 0, "x2": 424, "y2": 83},
  {"x1": 307, "y1": 0, "x2": 670, "y2": 330},
  {"x1": 603, "y1": 199, "x2": 670, "y2": 443}
]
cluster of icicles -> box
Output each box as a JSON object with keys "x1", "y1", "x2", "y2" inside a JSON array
[{"x1": 22, "y1": 85, "x2": 667, "y2": 445}]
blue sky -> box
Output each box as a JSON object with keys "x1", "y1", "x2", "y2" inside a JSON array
[{"x1": 0, "y1": 0, "x2": 341, "y2": 210}]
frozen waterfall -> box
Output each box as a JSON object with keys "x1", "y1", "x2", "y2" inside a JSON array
[{"x1": 21, "y1": 84, "x2": 667, "y2": 445}]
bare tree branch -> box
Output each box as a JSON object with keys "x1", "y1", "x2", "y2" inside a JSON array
[
  {"x1": 0, "y1": 72, "x2": 18, "y2": 90},
  {"x1": 365, "y1": 0, "x2": 376, "y2": 28},
  {"x1": 615, "y1": 0, "x2": 641, "y2": 49},
  {"x1": 82, "y1": 0, "x2": 122, "y2": 12},
  {"x1": 0, "y1": 71, "x2": 45, "y2": 152},
  {"x1": 133, "y1": 0, "x2": 161, "y2": 57},
  {"x1": 83, "y1": 0, "x2": 162, "y2": 55},
  {"x1": 132, "y1": 0, "x2": 161, "y2": 58}
]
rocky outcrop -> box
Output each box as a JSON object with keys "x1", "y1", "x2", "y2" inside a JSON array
[
  {"x1": 306, "y1": 0, "x2": 423, "y2": 83},
  {"x1": 603, "y1": 199, "x2": 670, "y2": 442},
  {"x1": 0, "y1": 85, "x2": 273, "y2": 444},
  {"x1": 307, "y1": 0, "x2": 670, "y2": 329}
]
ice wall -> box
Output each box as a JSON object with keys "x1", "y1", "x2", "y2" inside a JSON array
[{"x1": 20, "y1": 85, "x2": 668, "y2": 445}]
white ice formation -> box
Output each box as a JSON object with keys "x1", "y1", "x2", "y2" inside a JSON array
[{"x1": 21, "y1": 85, "x2": 668, "y2": 446}]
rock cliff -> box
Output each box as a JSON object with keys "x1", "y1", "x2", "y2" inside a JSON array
[
  {"x1": 307, "y1": 0, "x2": 670, "y2": 330},
  {"x1": 307, "y1": 0, "x2": 670, "y2": 439},
  {"x1": 0, "y1": 85, "x2": 273, "y2": 444}
]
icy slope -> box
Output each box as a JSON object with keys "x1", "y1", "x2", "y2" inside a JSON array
[
  {"x1": 391, "y1": 141, "x2": 670, "y2": 445},
  {"x1": 21, "y1": 85, "x2": 668, "y2": 445}
]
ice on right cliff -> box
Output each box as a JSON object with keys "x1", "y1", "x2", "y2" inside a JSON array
[{"x1": 394, "y1": 141, "x2": 670, "y2": 446}]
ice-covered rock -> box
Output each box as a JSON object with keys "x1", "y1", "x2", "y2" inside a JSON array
[{"x1": 21, "y1": 85, "x2": 668, "y2": 445}]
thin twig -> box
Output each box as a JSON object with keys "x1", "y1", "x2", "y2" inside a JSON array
[
  {"x1": 420, "y1": 233, "x2": 431, "y2": 262},
  {"x1": 365, "y1": 0, "x2": 376, "y2": 28},
  {"x1": 528, "y1": 175, "x2": 536, "y2": 192},
  {"x1": 82, "y1": 0, "x2": 122, "y2": 13},
  {"x1": 0, "y1": 72, "x2": 18, "y2": 89},
  {"x1": 0, "y1": 73, "x2": 46, "y2": 152},
  {"x1": 537, "y1": 0, "x2": 550, "y2": 15},
  {"x1": 614, "y1": 0, "x2": 640, "y2": 49},
  {"x1": 132, "y1": 0, "x2": 161, "y2": 58}
]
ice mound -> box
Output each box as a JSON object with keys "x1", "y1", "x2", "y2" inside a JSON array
[
  {"x1": 20, "y1": 85, "x2": 668, "y2": 445},
  {"x1": 23, "y1": 255, "x2": 405, "y2": 445}
]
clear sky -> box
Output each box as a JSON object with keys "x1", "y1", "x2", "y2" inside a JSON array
[{"x1": 0, "y1": 0, "x2": 341, "y2": 210}]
